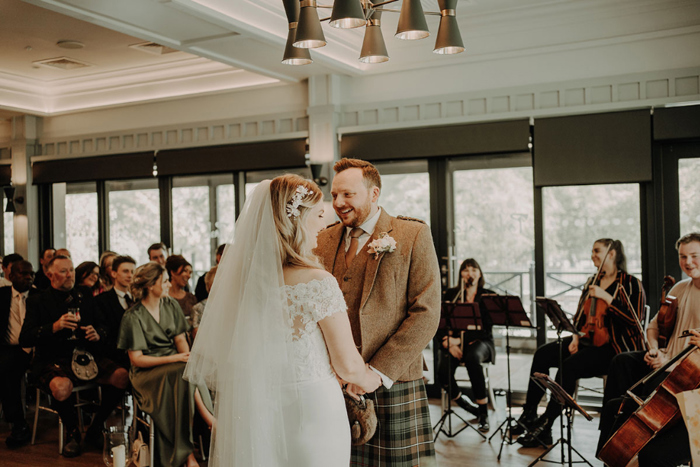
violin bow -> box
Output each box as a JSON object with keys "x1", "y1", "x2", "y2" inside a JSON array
[{"x1": 617, "y1": 282, "x2": 649, "y2": 352}]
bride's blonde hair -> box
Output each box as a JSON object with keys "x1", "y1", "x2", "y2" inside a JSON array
[{"x1": 270, "y1": 174, "x2": 324, "y2": 269}]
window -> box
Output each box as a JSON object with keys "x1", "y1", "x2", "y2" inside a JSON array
[
  {"x1": 172, "y1": 174, "x2": 234, "y2": 286},
  {"x1": 374, "y1": 161, "x2": 430, "y2": 225},
  {"x1": 107, "y1": 179, "x2": 160, "y2": 266},
  {"x1": 679, "y1": 158, "x2": 700, "y2": 234},
  {"x1": 542, "y1": 183, "x2": 642, "y2": 317},
  {"x1": 60, "y1": 182, "x2": 99, "y2": 265},
  {"x1": 451, "y1": 155, "x2": 535, "y2": 313}
]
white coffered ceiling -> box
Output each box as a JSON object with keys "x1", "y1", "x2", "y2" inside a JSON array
[{"x1": 1, "y1": 0, "x2": 699, "y2": 117}]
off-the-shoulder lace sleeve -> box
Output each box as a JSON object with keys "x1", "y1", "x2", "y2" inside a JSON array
[
  {"x1": 285, "y1": 276, "x2": 347, "y2": 340},
  {"x1": 307, "y1": 276, "x2": 347, "y2": 322}
]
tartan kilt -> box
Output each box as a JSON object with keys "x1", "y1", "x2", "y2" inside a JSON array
[{"x1": 351, "y1": 379, "x2": 437, "y2": 467}]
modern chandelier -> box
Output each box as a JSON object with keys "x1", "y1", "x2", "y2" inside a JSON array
[{"x1": 282, "y1": 0, "x2": 465, "y2": 65}]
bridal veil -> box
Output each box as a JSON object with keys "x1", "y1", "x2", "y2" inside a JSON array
[{"x1": 184, "y1": 180, "x2": 300, "y2": 466}]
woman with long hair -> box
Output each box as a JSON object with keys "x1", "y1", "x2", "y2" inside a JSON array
[
  {"x1": 515, "y1": 238, "x2": 646, "y2": 447},
  {"x1": 118, "y1": 262, "x2": 214, "y2": 467},
  {"x1": 74, "y1": 261, "x2": 101, "y2": 296},
  {"x1": 438, "y1": 258, "x2": 496, "y2": 432},
  {"x1": 184, "y1": 174, "x2": 381, "y2": 466}
]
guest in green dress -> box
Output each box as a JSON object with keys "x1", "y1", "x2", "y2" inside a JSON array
[{"x1": 118, "y1": 262, "x2": 215, "y2": 467}]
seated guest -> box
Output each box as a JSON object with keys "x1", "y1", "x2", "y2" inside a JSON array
[
  {"x1": 0, "y1": 260, "x2": 37, "y2": 448},
  {"x1": 118, "y1": 262, "x2": 214, "y2": 467},
  {"x1": 0, "y1": 253, "x2": 24, "y2": 287},
  {"x1": 194, "y1": 244, "x2": 227, "y2": 302},
  {"x1": 514, "y1": 239, "x2": 645, "y2": 447},
  {"x1": 165, "y1": 255, "x2": 197, "y2": 321},
  {"x1": 437, "y1": 258, "x2": 496, "y2": 432},
  {"x1": 56, "y1": 248, "x2": 71, "y2": 258},
  {"x1": 96, "y1": 255, "x2": 136, "y2": 368},
  {"x1": 191, "y1": 266, "x2": 217, "y2": 341},
  {"x1": 147, "y1": 242, "x2": 168, "y2": 266},
  {"x1": 19, "y1": 255, "x2": 129, "y2": 458},
  {"x1": 597, "y1": 233, "x2": 700, "y2": 467},
  {"x1": 98, "y1": 251, "x2": 118, "y2": 294},
  {"x1": 75, "y1": 261, "x2": 101, "y2": 296},
  {"x1": 33, "y1": 247, "x2": 56, "y2": 291}
]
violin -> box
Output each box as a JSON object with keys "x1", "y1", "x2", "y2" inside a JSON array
[
  {"x1": 656, "y1": 275, "x2": 678, "y2": 349},
  {"x1": 578, "y1": 244, "x2": 612, "y2": 347},
  {"x1": 598, "y1": 345, "x2": 700, "y2": 467}
]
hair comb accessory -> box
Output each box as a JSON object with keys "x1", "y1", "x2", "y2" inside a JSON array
[{"x1": 286, "y1": 185, "x2": 310, "y2": 218}]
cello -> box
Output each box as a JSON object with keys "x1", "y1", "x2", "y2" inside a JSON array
[
  {"x1": 597, "y1": 344, "x2": 700, "y2": 467},
  {"x1": 578, "y1": 244, "x2": 612, "y2": 347}
]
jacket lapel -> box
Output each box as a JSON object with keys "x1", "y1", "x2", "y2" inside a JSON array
[
  {"x1": 319, "y1": 223, "x2": 345, "y2": 273},
  {"x1": 360, "y1": 209, "x2": 393, "y2": 312}
]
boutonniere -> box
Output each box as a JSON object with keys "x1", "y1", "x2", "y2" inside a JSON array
[{"x1": 367, "y1": 233, "x2": 397, "y2": 259}]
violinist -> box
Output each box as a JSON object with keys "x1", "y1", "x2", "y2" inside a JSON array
[
  {"x1": 597, "y1": 233, "x2": 700, "y2": 467},
  {"x1": 515, "y1": 239, "x2": 646, "y2": 448},
  {"x1": 438, "y1": 258, "x2": 496, "y2": 433}
]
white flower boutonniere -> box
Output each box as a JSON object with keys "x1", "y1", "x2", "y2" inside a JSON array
[{"x1": 367, "y1": 233, "x2": 397, "y2": 260}]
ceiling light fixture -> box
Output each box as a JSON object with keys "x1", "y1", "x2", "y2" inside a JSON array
[
  {"x1": 283, "y1": 0, "x2": 313, "y2": 64},
  {"x1": 56, "y1": 40, "x2": 85, "y2": 50},
  {"x1": 283, "y1": 0, "x2": 464, "y2": 65}
]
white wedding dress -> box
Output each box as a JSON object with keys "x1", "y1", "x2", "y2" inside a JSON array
[{"x1": 283, "y1": 275, "x2": 351, "y2": 467}]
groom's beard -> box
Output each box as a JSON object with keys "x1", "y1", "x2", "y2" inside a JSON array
[{"x1": 338, "y1": 202, "x2": 373, "y2": 228}]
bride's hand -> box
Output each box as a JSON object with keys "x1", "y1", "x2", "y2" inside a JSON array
[{"x1": 345, "y1": 383, "x2": 364, "y2": 401}]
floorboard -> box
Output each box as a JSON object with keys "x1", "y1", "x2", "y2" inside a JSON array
[{"x1": 1, "y1": 394, "x2": 605, "y2": 466}]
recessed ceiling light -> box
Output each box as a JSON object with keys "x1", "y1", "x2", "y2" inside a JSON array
[{"x1": 57, "y1": 40, "x2": 85, "y2": 50}]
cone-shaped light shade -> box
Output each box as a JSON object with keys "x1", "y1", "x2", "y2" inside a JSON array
[
  {"x1": 433, "y1": 15, "x2": 464, "y2": 54},
  {"x1": 330, "y1": 0, "x2": 366, "y2": 29},
  {"x1": 434, "y1": 0, "x2": 463, "y2": 54},
  {"x1": 294, "y1": 1, "x2": 326, "y2": 48},
  {"x1": 283, "y1": 26, "x2": 313, "y2": 65},
  {"x1": 395, "y1": 0, "x2": 429, "y2": 40},
  {"x1": 360, "y1": 13, "x2": 389, "y2": 63}
]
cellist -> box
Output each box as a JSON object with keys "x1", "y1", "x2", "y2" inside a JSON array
[
  {"x1": 597, "y1": 232, "x2": 700, "y2": 467},
  {"x1": 515, "y1": 238, "x2": 646, "y2": 448}
]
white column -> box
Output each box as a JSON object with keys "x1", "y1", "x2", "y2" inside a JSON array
[{"x1": 10, "y1": 116, "x2": 40, "y2": 263}]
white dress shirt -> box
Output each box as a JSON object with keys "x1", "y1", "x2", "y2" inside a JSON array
[
  {"x1": 6, "y1": 287, "x2": 31, "y2": 353},
  {"x1": 114, "y1": 287, "x2": 134, "y2": 310},
  {"x1": 344, "y1": 207, "x2": 382, "y2": 256}
]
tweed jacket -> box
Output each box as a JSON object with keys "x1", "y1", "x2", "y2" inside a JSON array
[{"x1": 315, "y1": 208, "x2": 441, "y2": 383}]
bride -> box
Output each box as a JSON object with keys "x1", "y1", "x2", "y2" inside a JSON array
[{"x1": 184, "y1": 174, "x2": 381, "y2": 466}]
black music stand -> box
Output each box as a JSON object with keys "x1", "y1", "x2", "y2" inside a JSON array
[
  {"x1": 528, "y1": 373, "x2": 593, "y2": 467},
  {"x1": 536, "y1": 297, "x2": 578, "y2": 453},
  {"x1": 482, "y1": 294, "x2": 534, "y2": 460},
  {"x1": 433, "y1": 302, "x2": 487, "y2": 441}
]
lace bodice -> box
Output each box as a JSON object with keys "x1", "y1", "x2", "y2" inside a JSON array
[{"x1": 285, "y1": 276, "x2": 347, "y2": 383}]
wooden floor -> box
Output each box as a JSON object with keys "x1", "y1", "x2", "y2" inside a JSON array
[{"x1": 0, "y1": 395, "x2": 605, "y2": 467}]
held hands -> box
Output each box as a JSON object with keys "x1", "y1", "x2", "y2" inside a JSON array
[
  {"x1": 173, "y1": 352, "x2": 190, "y2": 363},
  {"x1": 442, "y1": 336, "x2": 463, "y2": 359},
  {"x1": 80, "y1": 325, "x2": 100, "y2": 342},
  {"x1": 345, "y1": 366, "x2": 382, "y2": 401},
  {"x1": 53, "y1": 313, "x2": 79, "y2": 333},
  {"x1": 644, "y1": 348, "x2": 668, "y2": 369}
]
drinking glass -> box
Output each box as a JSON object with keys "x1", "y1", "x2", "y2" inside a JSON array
[{"x1": 103, "y1": 425, "x2": 130, "y2": 467}]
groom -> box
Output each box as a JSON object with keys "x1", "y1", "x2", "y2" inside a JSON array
[{"x1": 316, "y1": 158, "x2": 441, "y2": 466}]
